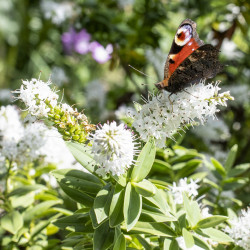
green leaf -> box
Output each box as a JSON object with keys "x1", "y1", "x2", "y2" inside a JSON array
[
  {"x1": 66, "y1": 141, "x2": 96, "y2": 173},
  {"x1": 112, "y1": 174, "x2": 127, "y2": 187},
  {"x1": 228, "y1": 163, "x2": 250, "y2": 177},
  {"x1": 23, "y1": 200, "x2": 62, "y2": 221},
  {"x1": 151, "y1": 159, "x2": 173, "y2": 175},
  {"x1": 182, "y1": 228, "x2": 194, "y2": 248},
  {"x1": 124, "y1": 182, "x2": 142, "y2": 231},
  {"x1": 109, "y1": 184, "x2": 125, "y2": 227},
  {"x1": 140, "y1": 208, "x2": 176, "y2": 223},
  {"x1": 176, "y1": 159, "x2": 202, "y2": 179},
  {"x1": 52, "y1": 169, "x2": 103, "y2": 194},
  {"x1": 93, "y1": 220, "x2": 114, "y2": 250},
  {"x1": 7, "y1": 184, "x2": 46, "y2": 197},
  {"x1": 183, "y1": 193, "x2": 201, "y2": 227},
  {"x1": 53, "y1": 213, "x2": 93, "y2": 233},
  {"x1": 163, "y1": 238, "x2": 179, "y2": 250},
  {"x1": 31, "y1": 214, "x2": 60, "y2": 239},
  {"x1": 135, "y1": 235, "x2": 152, "y2": 249},
  {"x1": 196, "y1": 216, "x2": 228, "y2": 229},
  {"x1": 10, "y1": 192, "x2": 35, "y2": 208},
  {"x1": 222, "y1": 177, "x2": 248, "y2": 190},
  {"x1": 57, "y1": 181, "x2": 94, "y2": 206},
  {"x1": 200, "y1": 228, "x2": 233, "y2": 243},
  {"x1": 94, "y1": 184, "x2": 113, "y2": 224},
  {"x1": 203, "y1": 178, "x2": 221, "y2": 191},
  {"x1": 210, "y1": 158, "x2": 226, "y2": 177},
  {"x1": 132, "y1": 179, "x2": 156, "y2": 197},
  {"x1": 1, "y1": 211, "x2": 23, "y2": 234},
  {"x1": 225, "y1": 144, "x2": 238, "y2": 172},
  {"x1": 143, "y1": 188, "x2": 170, "y2": 214},
  {"x1": 193, "y1": 235, "x2": 212, "y2": 250},
  {"x1": 113, "y1": 233, "x2": 126, "y2": 250},
  {"x1": 131, "y1": 138, "x2": 156, "y2": 182},
  {"x1": 126, "y1": 222, "x2": 176, "y2": 237}
]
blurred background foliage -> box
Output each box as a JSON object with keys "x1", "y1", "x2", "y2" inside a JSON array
[{"x1": 0, "y1": 0, "x2": 249, "y2": 164}]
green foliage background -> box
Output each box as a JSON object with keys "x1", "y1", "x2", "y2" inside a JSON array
[
  {"x1": 1, "y1": 0, "x2": 249, "y2": 163},
  {"x1": 0, "y1": 1, "x2": 250, "y2": 249}
]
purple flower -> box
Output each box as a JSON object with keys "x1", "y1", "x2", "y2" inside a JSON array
[
  {"x1": 61, "y1": 27, "x2": 76, "y2": 54},
  {"x1": 61, "y1": 27, "x2": 113, "y2": 63},
  {"x1": 89, "y1": 42, "x2": 113, "y2": 64},
  {"x1": 74, "y1": 29, "x2": 91, "y2": 55}
]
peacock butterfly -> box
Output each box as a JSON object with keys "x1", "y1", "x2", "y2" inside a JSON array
[{"x1": 155, "y1": 19, "x2": 223, "y2": 93}]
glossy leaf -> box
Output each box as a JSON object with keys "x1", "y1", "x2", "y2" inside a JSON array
[
  {"x1": 144, "y1": 187, "x2": 170, "y2": 214},
  {"x1": 57, "y1": 181, "x2": 94, "y2": 206},
  {"x1": 193, "y1": 235, "x2": 211, "y2": 250},
  {"x1": 127, "y1": 221, "x2": 176, "y2": 237},
  {"x1": 93, "y1": 220, "x2": 114, "y2": 250},
  {"x1": 131, "y1": 138, "x2": 156, "y2": 182},
  {"x1": 228, "y1": 163, "x2": 250, "y2": 177},
  {"x1": 94, "y1": 184, "x2": 113, "y2": 224},
  {"x1": 183, "y1": 193, "x2": 201, "y2": 227},
  {"x1": 7, "y1": 184, "x2": 46, "y2": 197},
  {"x1": 163, "y1": 238, "x2": 179, "y2": 250},
  {"x1": 176, "y1": 159, "x2": 202, "y2": 179},
  {"x1": 66, "y1": 141, "x2": 96, "y2": 173},
  {"x1": 211, "y1": 158, "x2": 226, "y2": 177},
  {"x1": 113, "y1": 233, "x2": 126, "y2": 250},
  {"x1": 52, "y1": 169, "x2": 103, "y2": 194},
  {"x1": 132, "y1": 179, "x2": 156, "y2": 197},
  {"x1": 151, "y1": 159, "x2": 172, "y2": 175},
  {"x1": 124, "y1": 182, "x2": 142, "y2": 231},
  {"x1": 196, "y1": 216, "x2": 228, "y2": 229},
  {"x1": 53, "y1": 213, "x2": 91, "y2": 232},
  {"x1": 140, "y1": 205, "x2": 176, "y2": 223},
  {"x1": 109, "y1": 184, "x2": 125, "y2": 227},
  {"x1": 225, "y1": 144, "x2": 238, "y2": 172},
  {"x1": 1, "y1": 211, "x2": 23, "y2": 234},
  {"x1": 182, "y1": 228, "x2": 194, "y2": 248},
  {"x1": 23, "y1": 200, "x2": 62, "y2": 222},
  {"x1": 200, "y1": 228, "x2": 233, "y2": 243}
]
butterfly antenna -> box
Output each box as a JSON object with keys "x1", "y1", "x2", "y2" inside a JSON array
[{"x1": 128, "y1": 65, "x2": 156, "y2": 80}]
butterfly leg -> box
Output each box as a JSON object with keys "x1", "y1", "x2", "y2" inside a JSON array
[{"x1": 183, "y1": 89, "x2": 198, "y2": 98}]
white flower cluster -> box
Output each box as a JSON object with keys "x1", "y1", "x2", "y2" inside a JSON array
[
  {"x1": 91, "y1": 121, "x2": 137, "y2": 176},
  {"x1": 115, "y1": 105, "x2": 136, "y2": 121},
  {"x1": 225, "y1": 207, "x2": 250, "y2": 250},
  {"x1": 170, "y1": 178, "x2": 199, "y2": 204},
  {"x1": 0, "y1": 105, "x2": 82, "y2": 172},
  {"x1": 131, "y1": 81, "x2": 233, "y2": 148},
  {"x1": 14, "y1": 78, "x2": 59, "y2": 117},
  {"x1": 0, "y1": 106, "x2": 47, "y2": 165},
  {"x1": 41, "y1": 0, "x2": 74, "y2": 25}
]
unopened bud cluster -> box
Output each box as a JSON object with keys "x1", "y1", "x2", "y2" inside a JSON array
[
  {"x1": 14, "y1": 78, "x2": 95, "y2": 143},
  {"x1": 47, "y1": 104, "x2": 95, "y2": 142}
]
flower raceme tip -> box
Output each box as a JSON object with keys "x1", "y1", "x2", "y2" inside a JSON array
[
  {"x1": 14, "y1": 78, "x2": 95, "y2": 143},
  {"x1": 131, "y1": 81, "x2": 234, "y2": 148}
]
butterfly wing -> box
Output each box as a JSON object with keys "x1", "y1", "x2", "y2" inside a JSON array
[
  {"x1": 165, "y1": 44, "x2": 224, "y2": 93},
  {"x1": 163, "y1": 19, "x2": 204, "y2": 82}
]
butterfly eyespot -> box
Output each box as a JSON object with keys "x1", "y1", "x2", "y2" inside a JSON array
[{"x1": 169, "y1": 58, "x2": 175, "y2": 64}]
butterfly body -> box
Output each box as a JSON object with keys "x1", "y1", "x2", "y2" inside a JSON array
[{"x1": 155, "y1": 19, "x2": 223, "y2": 93}]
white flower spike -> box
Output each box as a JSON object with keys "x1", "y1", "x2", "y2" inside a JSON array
[
  {"x1": 225, "y1": 207, "x2": 250, "y2": 250},
  {"x1": 91, "y1": 121, "x2": 137, "y2": 176},
  {"x1": 131, "y1": 81, "x2": 234, "y2": 148},
  {"x1": 14, "y1": 78, "x2": 59, "y2": 117}
]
